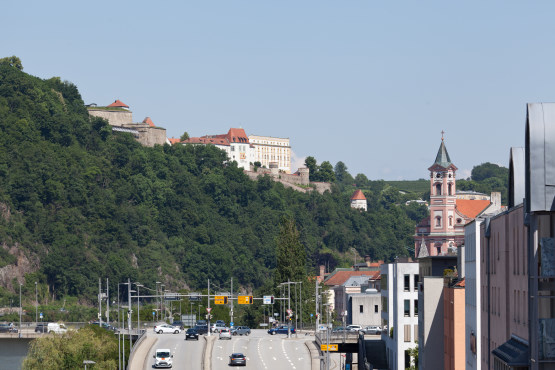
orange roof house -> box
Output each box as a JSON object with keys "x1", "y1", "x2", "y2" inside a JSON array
[
  {"x1": 107, "y1": 99, "x2": 129, "y2": 108},
  {"x1": 350, "y1": 189, "x2": 366, "y2": 200}
]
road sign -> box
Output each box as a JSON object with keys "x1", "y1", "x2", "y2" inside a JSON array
[
  {"x1": 238, "y1": 295, "x2": 253, "y2": 304},
  {"x1": 152, "y1": 311, "x2": 155, "y2": 316},
  {"x1": 230, "y1": 322, "x2": 234, "y2": 327},
  {"x1": 287, "y1": 309, "x2": 293, "y2": 315},
  {"x1": 321, "y1": 344, "x2": 338, "y2": 351},
  {"x1": 206, "y1": 307, "x2": 212, "y2": 313},
  {"x1": 263, "y1": 295, "x2": 274, "y2": 304},
  {"x1": 310, "y1": 313, "x2": 313, "y2": 317},
  {"x1": 40, "y1": 312, "x2": 43, "y2": 319},
  {"x1": 189, "y1": 292, "x2": 201, "y2": 301},
  {"x1": 164, "y1": 293, "x2": 180, "y2": 301},
  {"x1": 215, "y1": 296, "x2": 228, "y2": 304}
]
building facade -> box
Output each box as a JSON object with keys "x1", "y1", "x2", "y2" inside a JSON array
[
  {"x1": 350, "y1": 189, "x2": 368, "y2": 211},
  {"x1": 381, "y1": 259, "x2": 419, "y2": 370},
  {"x1": 465, "y1": 219, "x2": 483, "y2": 370},
  {"x1": 248, "y1": 135, "x2": 291, "y2": 173}
]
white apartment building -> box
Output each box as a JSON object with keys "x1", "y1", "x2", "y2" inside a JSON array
[
  {"x1": 380, "y1": 259, "x2": 419, "y2": 370},
  {"x1": 465, "y1": 219, "x2": 482, "y2": 370},
  {"x1": 248, "y1": 135, "x2": 291, "y2": 173}
]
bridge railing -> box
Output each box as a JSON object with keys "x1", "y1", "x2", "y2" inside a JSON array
[{"x1": 315, "y1": 330, "x2": 359, "y2": 345}]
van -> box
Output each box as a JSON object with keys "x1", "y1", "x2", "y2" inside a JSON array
[
  {"x1": 153, "y1": 349, "x2": 173, "y2": 368},
  {"x1": 47, "y1": 322, "x2": 68, "y2": 334}
]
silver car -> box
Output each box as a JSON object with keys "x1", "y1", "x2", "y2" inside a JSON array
[
  {"x1": 219, "y1": 328, "x2": 232, "y2": 340},
  {"x1": 362, "y1": 325, "x2": 382, "y2": 335}
]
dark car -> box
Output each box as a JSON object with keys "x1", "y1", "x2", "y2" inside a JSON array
[
  {"x1": 196, "y1": 319, "x2": 207, "y2": 326},
  {"x1": 229, "y1": 353, "x2": 247, "y2": 366},
  {"x1": 185, "y1": 328, "x2": 199, "y2": 340},
  {"x1": 267, "y1": 325, "x2": 295, "y2": 335},
  {"x1": 172, "y1": 321, "x2": 185, "y2": 330},
  {"x1": 0, "y1": 323, "x2": 17, "y2": 333},
  {"x1": 194, "y1": 324, "x2": 208, "y2": 335},
  {"x1": 91, "y1": 321, "x2": 115, "y2": 331},
  {"x1": 231, "y1": 326, "x2": 251, "y2": 336},
  {"x1": 35, "y1": 322, "x2": 49, "y2": 333}
]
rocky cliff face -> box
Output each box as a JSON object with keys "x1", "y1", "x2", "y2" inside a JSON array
[{"x1": 0, "y1": 243, "x2": 39, "y2": 292}]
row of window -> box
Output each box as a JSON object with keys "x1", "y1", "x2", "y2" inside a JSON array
[{"x1": 404, "y1": 299, "x2": 418, "y2": 317}]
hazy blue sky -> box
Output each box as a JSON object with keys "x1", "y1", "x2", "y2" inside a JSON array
[{"x1": 5, "y1": 1, "x2": 555, "y2": 179}]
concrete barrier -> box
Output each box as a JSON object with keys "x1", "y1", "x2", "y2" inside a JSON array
[
  {"x1": 203, "y1": 335, "x2": 216, "y2": 370},
  {"x1": 128, "y1": 334, "x2": 157, "y2": 370},
  {"x1": 305, "y1": 340, "x2": 321, "y2": 370}
]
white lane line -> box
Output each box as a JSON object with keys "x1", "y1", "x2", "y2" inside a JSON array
[
  {"x1": 281, "y1": 338, "x2": 296, "y2": 369},
  {"x1": 257, "y1": 338, "x2": 268, "y2": 369}
]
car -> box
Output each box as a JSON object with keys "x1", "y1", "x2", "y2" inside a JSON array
[
  {"x1": 229, "y1": 353, "x2": 247, "y2": 366},
  {"x1": 90, "y1": 321, "x2": 115, "y2": 331},
  {"x1": 219, "y1": 328, "x2": 232, "y2": 340},
  {"x1": 267, "y1": 325, "x2": 295, "y2": 335},
  {"x1": 196, "y1": 320, "x2": 207, "y2": 326},
  {"x1": 331, "y1": 326, "x2": 350, "y2": 333},
  {"x1": 171, "y1": 320, "x2": 185, "y2": 330},
  {"x1": 35, "y1": 322, "x2": 48, "y2": 333},
  {"x1": 185, "y1": 328, "x2": 199, "y2": 340},
  {"x1": 153, "y1": 348, "x2": 173, "y2": 368},
  {"x1": 211, "y1": 322, "x2": 228, "y2": 333},
  {"x1": 0, "y1": 322, "x2": 17, "y2": 333},
  {"x1": 347, "y1": 324, "x2": 363, "y2": 332},
  {"x1": 154, "y1": 324, "x2": 181, "y2": 334},
  {"x1": 231, "y1": 326, "x2": 251, "y2": 336},
  {"x1": 194, "y1": 325, "x2": 208, "y2": 335},
  {"x1": 47, "y1": 322, "x2": 68, "y2": 334},
  {"x1": 362, "y1": 325, "x2": 382, "y2": 335}
]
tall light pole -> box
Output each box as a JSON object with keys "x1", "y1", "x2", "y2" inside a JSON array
[
  {"x1": 135, "y1": 283, "x2": 142, "y2": 334},
  {"x1": 35, "y1": 282, "x2": 38, "y2": 324},
  {"x1": 161, "y1": 284, "x2": 165, "y2": 321},
  {"x1": 19, "y1": 283, "x2": 22, "y2": 337},
  {"x1": 155, "y1": 282, "x2": 161, "y2": 321}
]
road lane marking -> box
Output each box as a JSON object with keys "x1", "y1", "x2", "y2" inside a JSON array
[
  {"x1": 256, "y1": 338, "x2": 268, "y2": 369},
  {"x1": 281, "y1": 338, "x2": 296, "y2": 369}
]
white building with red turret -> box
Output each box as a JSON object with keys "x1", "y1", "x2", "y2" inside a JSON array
[{"x1": 350, "y1": 189, "x2": 367, "y2": 211}]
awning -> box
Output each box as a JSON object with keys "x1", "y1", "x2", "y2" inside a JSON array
[{"x1": 492, "y1": 336, "x2": 529, "y2": 366}]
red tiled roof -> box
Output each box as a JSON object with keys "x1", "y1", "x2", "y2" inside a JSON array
[
  {"x1": 226, "y1": 128, "x2": 249, "y2": 144},
  {"x1": 351, "y1": 189, "x2": 366, "y2": 200},
  {"x1": 183, "y1": 137, "x2": 229, "y2": 146},
  {"x1": 456, "y1": 199, "x2": 491, "y2": 219},
  {"x1": 455, "y1": 278, "x2": 465, "y2": 287},
  {"x1": 107, "y1": 99, "x2": 129, "y2": 108},
  {"x1": 168, "y1": 137, "x2": 181, "y2": 145},
  {"x1": 143, "y1": 117, "x2": 155, "y2": 127},
  {"x1": 324, "y1": 270, "x2": 380, "y2": 286}
]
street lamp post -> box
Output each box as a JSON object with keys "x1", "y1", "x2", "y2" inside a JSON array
[
  {"x1": 19, "y1": 283, "x2": 22, "y2": 338},
  {"x1": 83, "y1": 360, "x2": 95, "y2": 370},
  {"x1": 155, "y1": 282, "x2": 161, "y2": 321},
  {"x1": 135, "y1": 283, "x2": 143, "y2": 335},
  {"x1": 35, "y1": 282, "x2": 38, "y2": 325}
]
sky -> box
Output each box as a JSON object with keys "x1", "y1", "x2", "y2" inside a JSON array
[{"x1": 4, "y1": 1, "x2": 555, "y2": 180}]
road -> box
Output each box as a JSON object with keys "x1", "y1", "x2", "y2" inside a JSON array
[
  {"x1": 211, "y1": 329, "x2": 312, "y2": 370},
  {"x1": 142, "y1": 330, "x2": 204, "y2": 370}
]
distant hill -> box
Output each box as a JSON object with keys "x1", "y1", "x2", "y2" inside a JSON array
[
  {"x1": 384, "y1": 180, "x2": 429, "y2": 195},
  {"x1": 0, "y1": 59, "x2": 424, "y2": 303}
]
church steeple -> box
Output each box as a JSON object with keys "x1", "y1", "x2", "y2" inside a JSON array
[{"x1": 433, "y1": 140, "x2": 453, "y2": 169}]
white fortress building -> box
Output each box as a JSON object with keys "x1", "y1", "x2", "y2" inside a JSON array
[{"x1": 248, "y1": 135, "x2": 291, "y2": 174}]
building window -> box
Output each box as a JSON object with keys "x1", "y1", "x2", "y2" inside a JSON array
[
  {"x1": 414, "y1": 299, "x2": 418, "y2": 316},
  {"x1": 404, "y1": 300, "x2": 410, "y2": 317},
  {"x1": 449, "y1": 216, "x2": 453, "y2": 226},
  {"x1": 360, "y1": 305, "x2": 364, "y2": 313},
  {"x1": 414, "y1": 274, "x2": 419, "y2": 290},
  {"x1": 436, "y1": 183, "x2": 442, "y2": 195},
  {"x1": 375, "y1": 305, "x2": 378, "y2": 313},
  {"x1": 448, "y1": 183, "x2": 453, "y2": 195},
  {"x1": 404, "y1": 325, "x2": 411, "y2": 342},
  {"x1": 404, "y1": 275, "x2": 410, "y2": 291},
  {"x1": 435, "y1": 216, "x2": 441, "y2": 227}
]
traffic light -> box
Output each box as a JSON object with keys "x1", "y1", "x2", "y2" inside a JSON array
[
  {"x1": 238, "y1": 295, "x2": 253, "y2": 304},
  {"x1": 215, "y1": 296, "x2": 228, "y2": 304}
]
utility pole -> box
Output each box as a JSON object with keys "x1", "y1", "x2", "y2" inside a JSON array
[
  {"x1": 35, "y1": 282, "x2": 38, "y2": 325},
  {"x1": 98, "y1": 278, "x2": 102, "y2": 327},
  {"x1": 207, "y1": 279, "x2": 211, "y2": 337},
  {"x1": 315, "y1": 278, "x2": 319, "y2": 331},
  {"x1": 106, "y1": 278, "x2": 109, "y2": 325},
  {"x1": 230, "y1": 277, "x2": 234, "y2": 327},
  {"x1": 287, "y1": 282, "x2": 291, "y2": 338},
  {"x1": 128, "y1": 278, "x2": 132, "y2": 351}
]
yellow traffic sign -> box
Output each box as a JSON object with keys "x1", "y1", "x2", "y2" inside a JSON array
[
  {"x1": 238, "y1": 295, "x2": 253, "y2": 304},
  {"x1": 321, "y1": 344, "x2": 338, "y2": 351},
  {"x1": 214, "y1": 296, "x2": 228, "y2": 304}
]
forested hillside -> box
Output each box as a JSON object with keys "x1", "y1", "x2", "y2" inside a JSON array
[{"x1": 0, "y1": 60, "x2": 425, "y2": 304}]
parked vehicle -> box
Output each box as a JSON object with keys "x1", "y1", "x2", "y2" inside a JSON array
[
  {"x1": 154, "y1": 324, "x2": 181, "y2": 334},
  {"x1": 90, "y1": 321, "x2": 115, "y2": 331},
  {"x1": 185, "y1": 328, "x2": 199, "y2": 340},
  {"x1": 47, "y1": 322, "x2": 68, "y2": 334},
  {"x1": 267, "y1": 325, "x2": 295, "y2": 335},
  {"x1": 231, "y1": 326, "x2": 251, "y2": 336},
  {"x1": 219, "y1": 328, "x2": 232, "y2": 340},
  {"x1": 362, "y1": 325, "x2": 382, "y2": 335},
  {"x1": 0, "y1": 322, "x2": 17, "y2": 333},
  {"x1": 229, "y1": 353, "x2": 247, "y2": 366},
  {"x1": 153, "y1": 348, "x2": 173, "y2": 368},
  {"x1": 331, "y1": 326, "x2": 350, "y2": 333}
]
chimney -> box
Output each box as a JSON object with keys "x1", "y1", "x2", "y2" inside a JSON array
[
  {"x1": 490, "y1": 192, "x2": 501, "y2": 210},
  {"x1": 364, "y1": 255, "x2": 371, "y2": 267},
  {"x1": 319, "y1": 265, "x2": 325, "y2": 279}
]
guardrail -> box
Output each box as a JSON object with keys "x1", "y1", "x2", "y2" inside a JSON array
[{"x1": 315, "y1": 330, "x2": 359, "y2": 344}]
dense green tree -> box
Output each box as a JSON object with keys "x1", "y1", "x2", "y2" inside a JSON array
[
  {"x1": 319, "y1": 161, "x2": 336, "y2": 183},
  {"x1": 304, "y1": 156, "x2": 319, "y2": 181},
  {"x1": 180, "y1": 131, "x2": 189, "y2": 141},
  {"x1": 0, "y1": 56, "x2": 23, "y2": 70},
  {"x1": 274, "y1": 217, "x2": 306, "y2": 284}
]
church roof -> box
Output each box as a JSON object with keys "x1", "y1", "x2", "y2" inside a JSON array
[
  {"x1": 351, "y1": 189, "x2": 366, "y2": 200},
  {"x1": 107, "y1": 99, "x2": 129, "y2": 108},
  {"x1": 432, "y1": 140, "x2": 453, "y2": 168},
  {"x1": 142, "y1": 117, "x2": 155, "y2": 127},
  {"x1": 456, "y1": 199, "x2": 491, "y2": 218}
]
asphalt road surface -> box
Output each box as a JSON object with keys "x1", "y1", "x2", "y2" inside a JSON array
[
  {"x1": 143, "y1": 330, "x2": 204, "y2": 370},
  {"x1": 211, "y1": 329, "x2": 312, "y2": 370}
]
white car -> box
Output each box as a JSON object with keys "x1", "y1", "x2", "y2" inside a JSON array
[
  {"x1": 219, "y1": 328, "x2": 232, "y2": 340},
  {"x1": 47, "y1": 322, "x2": 68, "y2": 334},
  {"x1": 347, "y1": 325, "x2": 362, "y2": 333},
  {"x1": 211, "y1": 322, "x2": 227, "y2": 333},
  {"x1": 362, "y1": 325, "x2": 382, "y2": 335},
  {"x1": 154, "y1": 324, "x2": 181, "y2": 334},
  {"x1": 153, "y1": 348, "x2": 173, "y2": 368}
]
